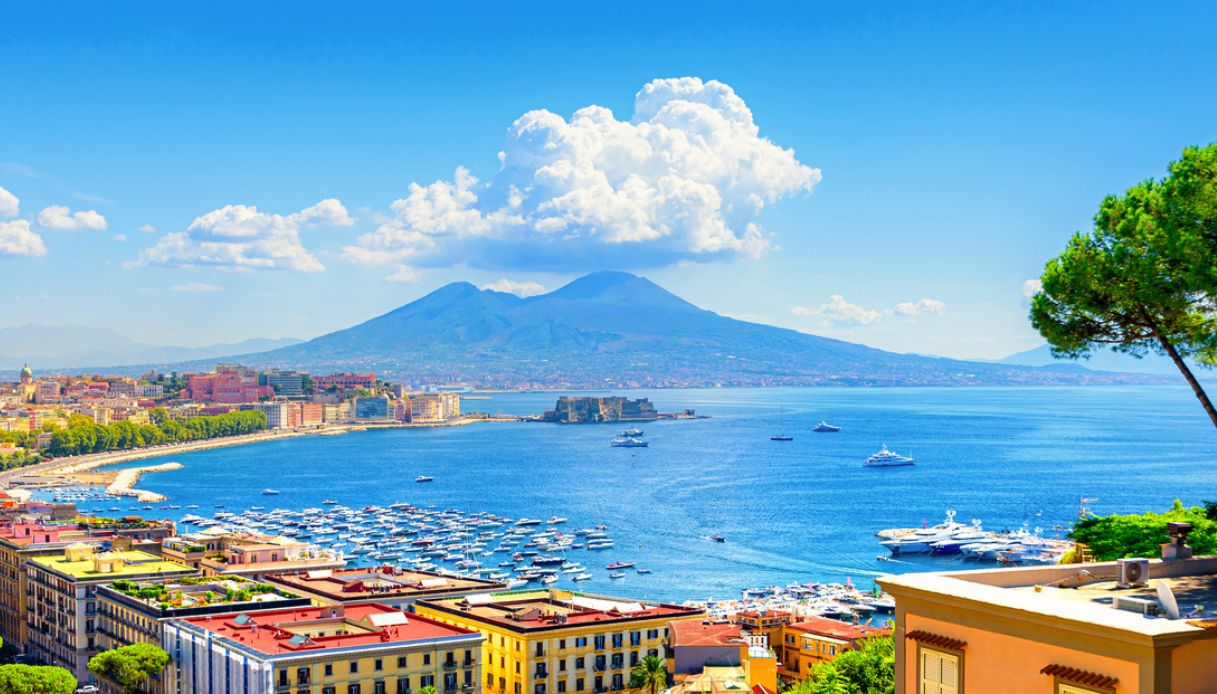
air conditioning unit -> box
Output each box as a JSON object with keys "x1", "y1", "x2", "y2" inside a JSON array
[{"x1": 1117, "y1": 558, "x2": 1150, "y2": 588}]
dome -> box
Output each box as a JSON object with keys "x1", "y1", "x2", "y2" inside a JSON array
[{"x1": 19, "y1": 363, "x2": 32, "y2": 377}]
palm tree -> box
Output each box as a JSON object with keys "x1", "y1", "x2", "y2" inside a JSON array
[
  {"x1": 630, "y1": 655, "x2": 668, "y2": 694},
  {"x1": 420, "y1": 686, "x2": 437, "y2": 694}
]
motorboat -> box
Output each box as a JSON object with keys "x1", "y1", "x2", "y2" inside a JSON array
[
  {"x1": 813, "y1": 421, "x2": 842, "y2": 433},
  {"x1": 416, "y1": 476, "x2": 434, "y2": 483},
  {"x1": 606, "y1": 561, "x2": 635, "y2": 570},
  {"x1": 261, "y1": 489, "x2": 280, "y2": 496},
  {"x1": 770, "y1": 435, "x2": 794, "y2": 441},
  {"x1": 611, "y1": 437, "x2": 648, "y2": 448},
  {"x1": 863, "y1": 445, "x2": 915, "y2": 467}
]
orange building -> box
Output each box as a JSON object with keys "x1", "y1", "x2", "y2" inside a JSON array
[
  {"x1": 777, "y1": 616, "x2": 888, "y2": 683},
  {"x1": 879, "y1": 553, "x2": 1217, "y2": 693}
]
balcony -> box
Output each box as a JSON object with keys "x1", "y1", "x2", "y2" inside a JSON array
[
  {"x1": 464, "y1": 658, "x2": 476, "y2": 667},
  {"x1": 443, "y1": 661, "x2": 459, "y2": 670}
]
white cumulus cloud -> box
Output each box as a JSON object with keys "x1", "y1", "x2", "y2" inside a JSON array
[
  {"x1": 344, "y1": 77, "x2": 819, "y2": 280},
  {"x1": 1021, "y1": 278, "x2": 1042, "y2": 299},
  {"x1": 792, "y1": 295, "x2": 947, "y2": 327},
  {"x1": 137, "y1": 224, "x2": 157, "y2": 234},
  {"x1": 0, "y1": 220, "x2": 48, "y2": 257},
  {"x1": 132, "y1": 198, "x2": 353, "y2": 272},
  {"x1": 37, "y1": 205, "x2": 108, "y2": 231},
  {"x1": 170, "y1": 282, "x2": 224, "y2": 293},
  {"x1": 893, "y1": 298, "x2": 946, "y2": 316},
  {"x1": 0, "y1": 186, "x2": 18, "y2": 217},
  {"x1": 481, "y1": 278, "x2": 547, "y2": 297}
]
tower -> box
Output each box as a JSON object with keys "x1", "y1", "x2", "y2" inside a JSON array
[{"x1": 18, "y1": 362, "x2": 32, "y2": 385}]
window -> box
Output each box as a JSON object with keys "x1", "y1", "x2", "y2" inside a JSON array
[
  {"x1": 399, "y1": 657, "x2": 408, "y2": 668},
  {"x1": 559, "y1": 660, "x2": 567, "y2": 672},
  {"x1": 918, "y1": 647, "x2": 960, "y2": 694},
  {"x1": 575, "y1": 679, "x2": 584, "y2": 692},
  {"x1": 324, "y1": 688, "x2": 336, "y2": 694},
  {"x1": 376, "y1": 659, "x2": 384, "y2": 671},
  {"x1": 594, "y1": 636, "x2": 605, "y2": 650},
  {"x1": 351, "y1": 661, "x2": 360, "y2": 674},
  {"x1": 298, "y1": 667, "x2": 311, "y2": 684},
  {"x1": 575, "y1": 637, "x2": 588, "y2": 648},
  {"x1": 375, "y1": 682, "x2": 386, "y2": 694},
  {"x1": 280, "y1": 671, "x2": 290, "y2": 687},
  {"x1": 629, "y1": 632, "x2": 640, "y2": 646},
  {"x1": 349, "y1": 685, "x2": 363, "y2": 694},
  {"x1": 558, "y1": 682, "x2": 567, "y2": 693},
  {"x1": 559, "y1": 639, "x2": 567, "y2": 650},
  {"x1": 424, "y1": 654, "x2": 432, "y2": 665},
  {"x1": 326, "y1": 664, "x2": 334, "y2": 676},
  {"x1": 575, "y1": 658, "x2": 585, "y2": 670},
  {"x1": 1056, "y1": 687, "x2": 1105, "y2": 694},
  {"x1": 610, "y1": 634, "x2": 622, "y2": 648},
  {"x1": 489, "y1": 674, "x2": 494, "y2": 686},
  {"x1": 398, "y1": 679, "x2": 411, "y2": 694}
]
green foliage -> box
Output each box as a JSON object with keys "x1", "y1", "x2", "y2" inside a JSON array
[
  {"x1": 1072, "y1": 500, "x2": 1217, "y2": 561},
  {"x1": 1030, "y1": 142, "x2": 1217, "y2": 426},
  {"x1": 794, "y1": 636, "x2": 894, "y2": 694},
  {"x1": 88, "y1": 643, "x2": 171, "y2": 694},
  {"x1": 629, "y1": 654, "x2": 668, "y2": 694},
  {"x1": 46, "y1": 410, "x2": 266, "y2": 457},
  {"x1": 419, "y1": 686, "x2": 437, "y2": 694},
  {"x1": 0, "y1": 664, "x2": 77, "y2": 694}
]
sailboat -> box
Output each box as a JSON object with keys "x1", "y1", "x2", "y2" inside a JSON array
[{"x1": 771, "y1": 405, "x2": 794, "y2": 441}]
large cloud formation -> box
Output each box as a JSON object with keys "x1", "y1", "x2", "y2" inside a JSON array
[
  {"x1": 345, "y1": 77, "x2": 819, "y2": 279},
  {"x1": 133, "y1": 199, "x2": 353, "y2": 272}
]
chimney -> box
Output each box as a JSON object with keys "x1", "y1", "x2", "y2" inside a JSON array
[{"x1": 1162, "y1": 522, "x2": 1194, "y2": 561}]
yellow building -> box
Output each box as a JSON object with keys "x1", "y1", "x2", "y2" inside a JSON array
[
  {"x1": 776, "y1": 616, "x2": 889, "y2": 683},
  {"x1": 26, "y1": 544, "x2": 194, "y2": 680},
  {"x1": 415, "y1": 589, "x2": 704, "y2": 694},
  {"x1": 878, "y1": 551, "x2": 1217, "y2": 693},
  {"x1": 164, "y1": 601, "x2": 484, "y2": 694}
]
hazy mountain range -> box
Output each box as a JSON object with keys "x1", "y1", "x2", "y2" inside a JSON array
[
  {"x1": 187, "y1": 271, "x2": 1162, "y2": 388},
  {"x1": 5, "y1": 272, "x2": 1177, "y2": 387},
  {"x1": 0, "y1": 324, "x2": 301, "y2": 370},
  {"x1": 998, "y1": 344, "x2": 1193, "y2": 377}
]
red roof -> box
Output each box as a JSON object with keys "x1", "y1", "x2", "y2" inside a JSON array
[
  {"x1": 669, "y1": 620, "x2": 743, "y2": 647},
  {"x1": 183, "y1": 602, "x2": 478, "y2": 655},
  {"x1": 786, "y1": 616, "x2": 887, "y2": 641}
]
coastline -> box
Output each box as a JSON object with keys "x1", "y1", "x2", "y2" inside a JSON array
[{"x1": 0, "y1": 415, "x2": 518, "y2": 496}]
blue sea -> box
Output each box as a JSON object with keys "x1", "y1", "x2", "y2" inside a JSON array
[{"x1": 75, "y1": 386, "x2": 1217, "y2": 603}]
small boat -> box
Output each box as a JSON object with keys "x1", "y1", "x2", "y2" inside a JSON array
[
  {"x1": 606, "y1": 561, "x2": 635, "y2": 570},
  {"x1": 863, "y1": 445, "x2": 915, "y2": 467},
  {"x1": 636, "y1": 568, "x2": 652, "y2": 574},
  {"x1": 322, "y1": 499, "x2": 338, "y2": 505},
  {"x1": 609, "y1": 572, "x2": 626, "y2": 580},
  {"x1": 621, "y1": 428, "x2": 644, "y2": 437},
  {"x1": 261, "y1": 489, "x2": 280, "y2": 496},
  {"x1": 710, "y1": 535, "x2": 726, "y2": 543},
  {"x1": 541, "y1": 575, "x2": 559, "y2": 585},
  {"x1": 547, "y1": 516, "x2": 567, "y2": 524},
  {"x1": 611, "y1": 437, "x2": 648, "y2": 448},
  {"x1": 416, "y1": 476, "x2": 435, "y2": 483},
  {"x1": 770, "y1": 435, "x2": 794, "y2": 441},
  {"x1": 814, "y1": 421, "x2": 842, "y2": 433},
  {"x1": 573, "y1": 573, "x2": 592, "y2": 581}
]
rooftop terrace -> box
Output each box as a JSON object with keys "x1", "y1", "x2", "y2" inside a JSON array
[
  {"x1": 267, "y1": 566, "x2": 504, "y2": 601},
  {"x1": 102, "y1": 575, "x2": 310, "y2": 614},
  {"x1": 30, "y1": 549, "x2": 194, "y2": 581},
  {"x1": 420, "y1": 589, "x2": 703, "y2": 632},
  {"x1": 181, "y1": 602, "x2": 480, "y2": 656},
  {"x1": 879, "y1": 554, "x2": 1217, "y2": 639}
]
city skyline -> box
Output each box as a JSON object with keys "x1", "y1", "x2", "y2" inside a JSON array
[{"x1": 2, "y1": 3, "x2": 1216, "y2": 360}]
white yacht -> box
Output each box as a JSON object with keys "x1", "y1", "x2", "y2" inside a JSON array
[{"x1": 863, "y1": 445, "x2": 915, "y2": 467}]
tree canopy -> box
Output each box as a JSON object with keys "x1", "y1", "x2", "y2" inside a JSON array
[
  {"x1": 629, "y1": 654, "x2": 668, "y2": 694},
  {"x1": 1030, "y1": 142, "x2": 1217, "y2": 427},
  {"x1": 790, "y1": 635, "x2": 894, "y2": 694},
  {"x1": 0, "y1": 664, "x2": 77, "y2": 694},
  {"x1": 46, "y1": 409, "x2": 266, "y2": 457},
  {"x1": 1072, "y1": 500, "x2": 1217, "y2": 561},
  {"x1": 87, "y1": 643, "x2": 171, "y2": 694}
]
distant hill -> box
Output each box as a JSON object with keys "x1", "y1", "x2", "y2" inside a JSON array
[
  {"x1": 1000, "y1": 344, "x2": 1195, "y2": 377},
  {"x1": 209, "y1": 271, "x2": 1164, "y2": 388},
  {"x1": 0, "y1": 324, "x2": 301, "y2": 370}
]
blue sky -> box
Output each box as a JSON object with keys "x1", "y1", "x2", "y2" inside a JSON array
[{"x1": 2, "y1": 2, "x2": 1215, "y2": 359}]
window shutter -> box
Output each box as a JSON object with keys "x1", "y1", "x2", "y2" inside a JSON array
[{"x1": 919, "y1": 649, "x2": 959, "y2": 694}]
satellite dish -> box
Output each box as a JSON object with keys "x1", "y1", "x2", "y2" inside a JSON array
[{"x1": 1156, "y1": 582, "x2": 1181, "y2": 620}]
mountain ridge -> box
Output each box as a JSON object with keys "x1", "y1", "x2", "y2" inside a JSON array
[{"x1": 212, "y1": 271, "x2": 1164, "y2": 388}]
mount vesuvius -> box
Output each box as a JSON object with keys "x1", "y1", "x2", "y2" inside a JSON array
[{"x1": 220, "y1": 271, "x2": 1159, "y2": 389}]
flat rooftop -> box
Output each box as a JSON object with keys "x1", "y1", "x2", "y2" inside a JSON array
[
  {"x1": 101, "y1": 576, "x2": 310, "y2": 614},
  {"x1": 30, "y1": 550, "x2": 194, "y2": 581},
  {"x1": 419, "y1": 589, "x2": 704, "y2": 632},
  {"x1": 879, "y1": 555, "x2": 1217, "y2": 639},
  {"x1": 669, "y1": 620, "x2": 743, "y2": 647},
  {"x1": 267, "y1": 567, "x2": 504, "y2": 601},
  {"x1": 182, "y1": 602, "x2": 480, "y2": 656}
]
